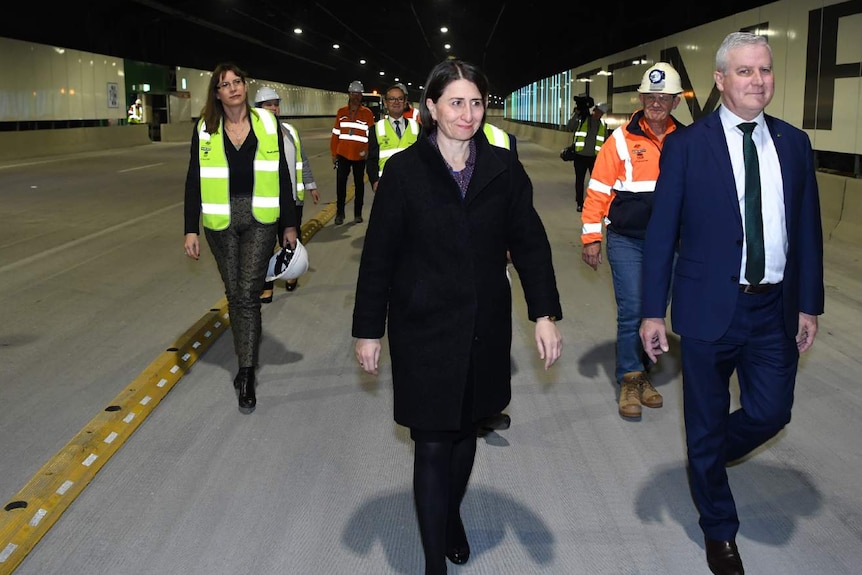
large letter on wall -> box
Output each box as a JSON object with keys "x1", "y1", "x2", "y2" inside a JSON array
[{"x1": 803, "y1": 0, "x2": 862, "y2": 130}]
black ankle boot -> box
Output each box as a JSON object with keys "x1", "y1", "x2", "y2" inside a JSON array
[{"x1": 236, "y1": 367, "x2": 256, "y2": 412}]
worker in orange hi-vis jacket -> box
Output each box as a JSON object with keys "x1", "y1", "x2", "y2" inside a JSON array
[
  {"x1": 580, "y1": 62, "x2": 685, "y2": 421},
  {"x1": 331, "y1": 80, "x2": 376, "y2": 225}
]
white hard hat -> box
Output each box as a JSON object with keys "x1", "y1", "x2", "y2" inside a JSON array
[
  {"x1": 254, "y1": 86, "x2": 280, "y2": 104},
  {"x1": 637, "y1": 62, "x2": 683, "y2": 94},
  {"x1": 135, "y1": 98, "x2": 141, "y2": 104},
  {"x1": 594, "y1": 102, "x2": 608, "y2": 113},
  {"x1": 348, "y1": 80, "x2": 364, "y2": 93},
  {"x1": 265, "y1": 240, "x2": 309, "y2": 282}
]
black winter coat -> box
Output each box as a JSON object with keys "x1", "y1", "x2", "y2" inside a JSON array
[{"x1": 352, "y1": 132, "x2": 562, "y2": 431}]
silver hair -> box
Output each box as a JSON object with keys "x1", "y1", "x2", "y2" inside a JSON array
[{"x1": 715, "y1": 32, "x2": 773, "y2": 73}]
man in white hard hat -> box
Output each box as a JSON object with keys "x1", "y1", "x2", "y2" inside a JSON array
[
  {"x1": 330, "y1": 80, "x2": 375, "y2": 225},
  {"x1": 254, "y1": 86, "x2": 319, "y2": 299},
  {"x1": 580, "y1": 62, "x2": 685, "y2": 420},
  {"x1": 570, "y1": 101, "x2": 609, "y2": 212}
]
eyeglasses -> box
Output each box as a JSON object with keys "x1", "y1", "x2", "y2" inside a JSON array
[
  {"x1": 217, "y1": 78, "x2": 244, "y2": 90},
  {"x1": 386, "y1": 97, "x2": 405, "y2": 103},
  {"x1": 642, "y1": 94, "x2": 676, "y2": 105}
]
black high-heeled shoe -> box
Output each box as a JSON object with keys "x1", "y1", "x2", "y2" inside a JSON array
[
  {"x1": 235, "y1": 367, "x2": 256, "y2": 412},
  {"x1": 445, "y1": 516, "x2": 470, "y2": 565}
]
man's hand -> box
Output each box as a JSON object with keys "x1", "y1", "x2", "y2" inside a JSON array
[
  {"x1": 582, "y1": 242, "x2": 602, "y2": 270},
  {"x1": 796, "y1": 312, "x2": 819, "y2": 353},
  {"x1": 640, "y1": 318, "x2": 669, "y2": 363}
]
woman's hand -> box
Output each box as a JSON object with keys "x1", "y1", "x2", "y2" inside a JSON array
[
  {"x1": 184, "y1": 233, "x2": 200, "y2": 260},
  {"x1": 535, "y1": 318, "x2": 562, "y2": 370},
  {"x1": 355, "y1": 338, "x2": 381, "y2": 376}
]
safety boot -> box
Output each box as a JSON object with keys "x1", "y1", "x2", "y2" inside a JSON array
[
  {"x1": 636, "y1": 373, "x2": 663, "y2": 409},
  {"x1": 618, "y1": 372, "x2": 642, "y2": 419}
]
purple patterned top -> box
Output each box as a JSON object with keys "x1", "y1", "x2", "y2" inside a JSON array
[{"x1": 429, "y1": 130, "x2": 477, "y2": 198}]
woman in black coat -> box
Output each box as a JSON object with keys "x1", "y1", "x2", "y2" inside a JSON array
[{"x1": 352, "y1": 60, "x2": 563, "y2": 575}]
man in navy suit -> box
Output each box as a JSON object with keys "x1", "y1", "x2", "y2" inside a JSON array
[{"x1": 640, "y1": 32, "x2": 824, "y2": 575}]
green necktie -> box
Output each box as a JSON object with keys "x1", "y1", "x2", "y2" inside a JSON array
[{"x1": 738, "y1": 122, "x2": 764, "y2": 285}]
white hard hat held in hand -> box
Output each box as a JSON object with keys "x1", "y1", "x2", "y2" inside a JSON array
[{"x1": 266, "y1": 240, "x2": 309, "y2": 282}]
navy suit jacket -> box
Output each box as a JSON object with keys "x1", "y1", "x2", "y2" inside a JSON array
[{"x1": 642, "y1": 108, "x2": 824, "y2": 341}]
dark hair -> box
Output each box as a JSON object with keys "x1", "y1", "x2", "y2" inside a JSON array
[
  {"x1": 419, "y1": 59, "x2": 489, "y2": 129},
  {"x1": 201, "y1": 62, "x2": 249, "y2": 134}
]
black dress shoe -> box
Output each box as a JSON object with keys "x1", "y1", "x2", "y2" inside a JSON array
[
  {"x1": 335, "y1": 215, "x2": 344, "y2": 225},
  {"x1": 705, "y1": 538, "x2": 744, "y2": 575},
  {"x1": 577, "y1": 204, "x2": 583, "y2": 212},
  {"x1": 445, "y1": 515, "x2": 470, "y2": 565},
  {"x1": 285, "y1": 280, "x2": 298, "y2": 292},
  {"x1": 479, "y1": 413, "x2": 511, "y2": 431},
  {"x1": 445, "y1": 544, "x2": 469, "y2": 565},
  {"x1": 235, "y1": 367, "x2": 256, "y2": 412}
]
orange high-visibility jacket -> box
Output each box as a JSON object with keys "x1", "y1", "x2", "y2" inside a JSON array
[
  {"x1": 331, "y1": 104, "x2": 376, "y2": 161},
  {"x1": 581, "y1": 110, "x2": 683, "y2": 244}
]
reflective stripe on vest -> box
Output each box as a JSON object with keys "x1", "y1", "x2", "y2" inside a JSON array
[
  {"x1": 483, "y1": 123, "x2": 511, "y2": 149},
  {"x1": 198, "y1": 109, "x2": 280, "y2": 230},
  {"x1": 609, "y1": 125, "x2": 657, "y2": 193},
  {"x1": 375, "y1": 118, "x2": 420, "y2": 176},
  {"x1": 281, "y1": 121, "x2": 305, "y2": 202},
  {"x1": 573, "y1": 118, "x2": 608, "y2": 153}
]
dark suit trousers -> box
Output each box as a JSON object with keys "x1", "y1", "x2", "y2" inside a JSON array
[
  {"x1": 572, "y1": 154, "x2": 596, "y2": 206},
  {"x1": 335, "y1": 156, "x2": 366, "y2": 218},
  {"x1": 680, "y1": 287, "x2": 798, "y2": 541}
]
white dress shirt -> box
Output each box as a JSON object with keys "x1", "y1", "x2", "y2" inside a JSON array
[{"x1": 718, "y1": 105, "x2": 787, "y2": 285}]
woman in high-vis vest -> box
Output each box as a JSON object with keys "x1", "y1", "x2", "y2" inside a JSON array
[
  {"x1": 254, "y1": 86, "x2": 319, "y2": 298},
  {"x1": 183, "y1": 62, "x2": 298, "y2": 413}
]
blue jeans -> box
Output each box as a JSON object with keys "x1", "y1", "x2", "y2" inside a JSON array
[{"x1": 605, "y1": 229, "x2": 646, "y2": 383}]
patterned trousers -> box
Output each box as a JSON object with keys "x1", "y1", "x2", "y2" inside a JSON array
[{"x1": 205, "y1": 197, "x2": 276, "y2": 368}]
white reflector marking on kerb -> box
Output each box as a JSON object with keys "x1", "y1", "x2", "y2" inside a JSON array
[
  {"x1": 1, "y1": 543, "x2": 18, "y2": 563},
  {"x1": 29, "y1": 508, "x2": 47, "y2": 527},
  {"x1": 140, "y1": 396, "x2": 152, "y2": 406},
  {"x1": 104, "y1": 432, "x2": 118, "y2": 444},
  {"x1": 57, "y1": 480, "x2": 74, "y2": 495},
  {"x1": 82, "y1": 454, "x2": 98, "y2": 467}
]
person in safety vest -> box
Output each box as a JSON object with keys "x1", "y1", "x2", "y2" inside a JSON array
[
  {"x1": 331, "y1": 80, "x2": 375, "y2": 225},
  {"x1": 183, "y1": 62, "x2": 298, "y2": 413},
  {"x1": 580, "y1": 62, "x2": 685, "y2": 420},
  {"x1": 366, "y1": 84, "x2": 421, "y2": 191},
  {"x1": 570, "y1": 102, "x2": 608, "y2": 212},
  {"x1": 254, "y1": 86, "x2": 319, "y2": 298},
  {"x1": 396, "y1": 82, "x2": 419, "y2": 122}
]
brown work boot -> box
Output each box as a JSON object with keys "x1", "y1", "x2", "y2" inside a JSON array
[
  {"x1": 641, "y1": 377, "x2": 664, "y2": 407},
  {"x1": 618, "y1": 373, "x2": 642, "y2": 419},
  {"x1": 637, "y1": 373, "x2": 663, "y2": 409}
]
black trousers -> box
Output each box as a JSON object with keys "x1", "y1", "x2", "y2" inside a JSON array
[
  {"x1": 572, "y1": 153, "x2": 596, "y2": 206},
  {"x1": 335, "y1": 156, "x2": 366, "y2": 218}
]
